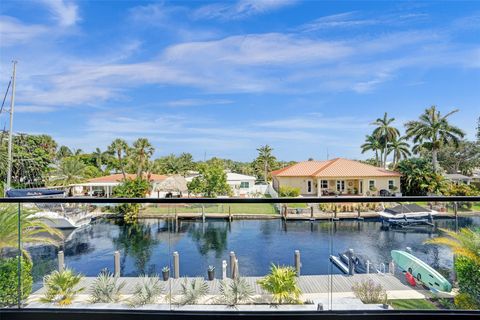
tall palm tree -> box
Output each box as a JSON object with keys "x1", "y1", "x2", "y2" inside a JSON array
[
  {"x1": 92, "y1": 147, "x2": 104, "y2": 170},
  {"x1": 372, "y1": 113, "x2": 399, "y2": 169},
  {"x1": 131, "y1": 138, "x2": 154, "y2": 177},
  {"x1": 425, "y1": 228, "x2": 480, "y2": 265},
  {"x1": 50, "y1": 158, "x2": 86, "y2": 195},
  {"x1": 0, "y1": 204, "x2": 63, "y2": 259},
  {"x1": 361, "y1": 134, "x2": 382, "y2": 166},
  {"x1": 405, "y1": 106, "x2": 465, "y2": 172},
  {"x1": 56, "y1": 146, "x2": 72, "y2": 160},
  {"x1": 387, "y1": 136, "x2": 411, "y2": 169},
  {"x1": 256, "y1": 145, "x2": 276, "y2": 183},
  {"x1": 107, "y1": 139, "x2": 129, "y2": 179}
]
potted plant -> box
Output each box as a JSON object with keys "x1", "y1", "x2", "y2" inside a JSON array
[
  {"x1": 162, "y1": 266, "x2": 170, "y2": 281},
  {"x1": 207, "y1": 265, "x2": 215, "y2": 281}
]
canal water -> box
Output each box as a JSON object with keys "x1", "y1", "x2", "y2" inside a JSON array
[{"x1": 29, "y1": 216, "x2": 480, "y2": 284}]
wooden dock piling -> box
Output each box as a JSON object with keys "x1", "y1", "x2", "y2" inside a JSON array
[
  {"x1": 57, "y1": 251, "x2": 64, "y2": 272},
  {"x1": 114, "y1": 251, "x2": 120, "y2": 276},
  {"x1": 173, "y1": 251, "x2": 179, "y2": 279},
  {"x1": 229, "y1": 251, "x2": 236, "y2": 278},
  {"x1": 294, "y1": 250, "x2": 301, "y2": 276}
]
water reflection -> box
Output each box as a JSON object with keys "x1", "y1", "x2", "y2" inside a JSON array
[{"x1": 28, "y1": 216, "x2": 479, "y2": 283}]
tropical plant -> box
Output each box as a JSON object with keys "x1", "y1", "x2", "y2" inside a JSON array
[
  {"x1": 257, "y1": 264, "x2": 301, "y2": 304},
  {"x1": 40, "y1": 269, "x2": 84, "y2": 306},
  {"x1": 405, "y1": 106, "x2": 465, "y2": 172},
  {"x1": 113, "y1": 177, "x2": 151, "y2": 223},
  {"x1": 89, "y1": 270, "x2": 126, "y2": 303},
  {"x1": 352, "y1": 279, "x2": 387, "y2": 304},
  {"x1": 92, "y1": 147, "x2": 105, "y2": 170},
  {"x1": 49, "y1": 157, "x2": 86, "y2": 194},
  {"x1": 0, "y1": 257, "x2": 33, "y2": 307},
  {"x1": 153, "y1": 153, "x2": 195, "y2": 176},
  {"x1": 129, "y1": 138, "x2": 154, "y2": 177},
  {"x1": 279, "y1": 186, "x2": 300, "y2": 197},
  {"x1": 107, "y1": 139, "x2": 129, "y2": 179},
  {"x1": 454, "y1": 257, "x2": 480, "y2": 308},
  {"x1": 371, "y1": 112, "x2": 400, "y2": 168},
  {"x1": 187, "y1": 159, "x2": 231, "y2": 197},
  {"x1": 454, "y1": 292, "x2": 480, "y2": 310},
  {"x1": 387, "y1": 136, "x2": 411, "y2": 169},
  {"x1": 397, "y1": 158, "x2": 448, "y2": 195},
  {"x1": 162, "y1": 266, "x2": 170, "y2": 272},
  {"x1": 254, "y1": 145, "x2": 277, "y2": 182},
  {"x1": 56, "y1": 145, "x2": 72, "y2": 160},
  {"x1": 175, "y1": 278, "x2": 209, "y2": 306},
  {"x1": 361, "y1": 134, "x2": 382, "y2": 166},
  {"x1": 215, "y1": 277, "x2": 254, "y2": 307},
  {"x1": 128, "y1": 275, "x2": 163, "y2": 307},
  {"x1": 425, "y1": 228, "x2": 480, "y2": 266},
  {"x1": 436, "y1": 140, "x2": 480, "y2": 175},
  {"x1": 0, "y1": 204, "x2": 63, "y2": 259}
]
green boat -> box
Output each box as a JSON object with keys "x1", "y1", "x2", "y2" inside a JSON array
[{"x1": 391, "y1": 250, "x2": 452, "y2": 293}]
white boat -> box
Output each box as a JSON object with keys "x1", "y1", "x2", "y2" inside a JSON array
[
  {"x1": 31, "y1": 210, "x2": 91, "y2": 229},
  {"x1": 379, "y1": 203, "x2": 438, "y2": 219}
]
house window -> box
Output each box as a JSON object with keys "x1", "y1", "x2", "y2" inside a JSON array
[
  {"x1": 240, "y1": 181, "x2": 249, "y2": 188},
  {"x1": 307, "y1": 180, "x2": 312, "y2": 193},
  {"x1": 336, "y1": 180, "x2": 345, "y2": 192},
  {"x1": 369, "y1": 180, "x2": 376, "y2": 190},
  {"x1": 321, "y1": 180, "x2": 328, "y2": 189},
  {"x1": 388, "y1": 180, "x2": 395, "y2": 190}
]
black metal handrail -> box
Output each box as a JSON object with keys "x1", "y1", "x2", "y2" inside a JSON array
[{"x1": 0, "y1": 196, "x2": 479, "y2": 203}]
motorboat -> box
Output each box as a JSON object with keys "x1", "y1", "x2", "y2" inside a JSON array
[
  {"x1": 330, "y1": 250, "x2": 378, "y2": 274},
  {"x1": 379, "y1": 204, "x2": 437, "y2": 227}
]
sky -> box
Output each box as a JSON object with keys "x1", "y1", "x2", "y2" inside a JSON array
[{"x1": 0, "y1": 0, "x2": 479, "y2": 162}]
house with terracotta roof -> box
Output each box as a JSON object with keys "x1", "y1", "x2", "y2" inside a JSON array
[
  {"x1": 72, "y1": 173, "x2": 172, "y2": 198},
  {"x1": 271, "y1": 158, "x2": 401, "y2": 197}
]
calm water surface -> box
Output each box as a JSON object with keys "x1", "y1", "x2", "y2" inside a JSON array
[{"x1": 30, "y1": 216, "x2": 480, "y2": 284}]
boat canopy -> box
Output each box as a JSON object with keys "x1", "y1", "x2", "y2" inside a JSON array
[
  {"x1": 383, "y1": 203, "x2": 433, "y2": 216},
  {"x1": 6, "y1": 188, "x2": 65, "y2": 198}
]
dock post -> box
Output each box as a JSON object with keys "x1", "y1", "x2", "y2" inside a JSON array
[
  {"x1": 114, "y1": 251, "x2": 120, "y2": 276},
  {"x1": 357, "y1": 206, "x2": 361, "y2": 219},
  {"x1": 229, "y1": 251, "x2": 236, "y2": 278},
  {"x1": 294, "y1": 250, "x2": 301, "y2": 276},
  {"x1": 347, "y1": 249, "x2": 354, "y2": 275},
  {"x1": 366, "y1": 260, "x2": 370, "y2": 274},
  {"x1": 310, "y1": 206, "x2": 313, "y2": 219},
  {"x1": 229, "y1": 206, "x2": 232, "y2": 222},
  {"x1": 334, "y1": 206, "x2": 338, "y2": 219},
  {"x1": 173, "y1": 251, "x2": 180, "y2": 279},
  {"x1": 57, "y1": 251, "x2": 64, "y2": 272},
  {"x1": 202, "y1": 205, "x2": 205, "y2": 222},
  {"x1": 222, "y1": 260, "x2": 227, "y2": 279},
  {"x1": 232, "y1": 258, "x2": 239, "y2": 279}
]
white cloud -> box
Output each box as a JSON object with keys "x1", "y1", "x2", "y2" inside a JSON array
[
  {"x1": 193, "y1": 0, "x2": 297, "y2": 20},
  {"x1": 165, "y1": 99, "x2": 233, "y2": 107},
  {"x1": 0, "y1": 16, "x2": 48, "y2": 46},
  {"x1": 39, "y1": 0, "x2": 79, "y2": 27},
  {"x1": 15, "y1": 105, "x2": 56, "y2": 113}
]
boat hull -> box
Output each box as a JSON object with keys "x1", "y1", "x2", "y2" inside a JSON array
[{"x1": 391, "y1": 250, "x2": 452, "y2": 292}]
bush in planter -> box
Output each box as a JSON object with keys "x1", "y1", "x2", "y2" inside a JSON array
[
  {"x1": 352, "y1": 279, "x2": 387, "y2": 304},
  {"x1": 215, "y1": 277, "x2": 254, "y2": 307},
  {"x1": 0, "y1": 257, "x2": 33, "y2": 307},
  {"x1": 40, "y1": 269, "x2": 84, "y2": 306},
  {"x1": 89, "y1": 270, "x2": 126, "y2": 303},
  {"x1": 279, "y1": 186, "x2": 300, "y2": 197},
  {"x1": 162, "y1": 266, "x2": 170, "y2": 281},
  {"x1": 128, "y1": 275, "x2": 163, "y2": 307},
  {"x1": 257, "y1": 264, "x2": 301, "y2": 304}
]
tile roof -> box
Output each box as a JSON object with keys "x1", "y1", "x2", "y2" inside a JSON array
[
  {"x1": 271, "y1": 158, "x2": 401, "y2": 178},
  {"x1": 87, "y1": 173, "x2": 168, "y2": 183}
]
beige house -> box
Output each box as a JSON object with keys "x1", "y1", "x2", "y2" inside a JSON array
[{"x1": 271, "y1": 158, "x2": 401, "y2": 196}]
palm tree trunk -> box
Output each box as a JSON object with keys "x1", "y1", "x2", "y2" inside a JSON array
[
  {"x1": 264, "y1": 161, "x2": 268, "y2": 183},
  {"x1": 383, "y1": 145, "x2": 388, "y2": 169},
  {"x1": 375, "y1": 150, "x2": 379, "y2": 166},
  {"x1": 432, "y1": 149, "x2": 439, "y2": 172},
  {"x1": 118, "y1": 152, "x2": 126, "y2": 179}
]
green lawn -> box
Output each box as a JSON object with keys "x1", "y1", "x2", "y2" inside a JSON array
[
  {"x1": 287, "y1": 203, "x2": 308, "y2": 208},
  {"x1": 142, "y1": 203, "x2": 277, "y2": 215},
  {"x1": 388, "y1": 299, "x2": 438, "y2": 310}
]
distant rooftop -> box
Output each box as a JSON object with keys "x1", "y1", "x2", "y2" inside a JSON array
[{"x1": 271, "y1": 158, "x2": 401, "y2": 178}]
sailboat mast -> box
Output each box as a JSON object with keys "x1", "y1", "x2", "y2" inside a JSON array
[{"x1": 6, "y1": 60, "x2": 17, "y2": 192}]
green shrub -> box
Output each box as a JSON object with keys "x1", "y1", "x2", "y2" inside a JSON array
[
  {"x1": 0, "y1": 257, "x2": 33, "y2": 307},
  {"x1": 279, "y1": 186, "x2": 300, "y2": 197},
  {"x1": 89, "y1": 271, "x2": 126, "y2": 303},
  {"x1": 128, "y1": 275, "x2": 163, "y2": 307},
  {"x1": 257, "y1": 264, "x2": 301, "y2": 304},
  {"x1": 40, "y1": 269, "x2": 84, "y2": 306},
  {"x1": 455, "y1": 257, "x2": 480, "y2": 306},
  {"x1": 454, "y1": 293, "x2": 480, "y2": 310},
  {"x1": 352, "y1": 279, "x2": 387, "y2": 304}
]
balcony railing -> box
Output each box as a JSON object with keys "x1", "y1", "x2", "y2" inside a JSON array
[{"x1": 1, "y1": 196, "x2": 479, "y2": 319}]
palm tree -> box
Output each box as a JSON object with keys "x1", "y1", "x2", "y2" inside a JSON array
[
  {"x1": 371, "y1": 113, "x2": 399, "y2": 169},
  {"x1": 130, "y1": 138, "x2": 154, "y2": 177},
  {"x1": 425, "y1": 228, "x2": 480, "y2": 265},
  {"x1": 256, "y1": 145, "x2": 276, "y2": 183},
  {"x1": 361, "y1": 134, "x2": 382, "y2": 166},
  {"x1": 107, "y1": 139, "x2": 129, "y2": 179},
  {"x1": 405, "y1": 106, "x2": 465, "y2": 172},
  {"x1": 56, "y1": 145, "x2": 72, "y2": 160},
  {"x1": 92, "y1": 147, "x2": 104, "y2": 170},
  {"x1": 0, "y1": 204, "x2": 63, "y2": 259},
  {"x1": 50, "y1": 158, "x2": 86, "y2": 195},
  {"x1": 387, "y1": 136, "x2": 411, "y2": 169}
]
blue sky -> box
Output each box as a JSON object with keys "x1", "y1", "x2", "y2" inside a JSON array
[{"x1": 0, "y1": 0, "x2": 479, "y2": 162}]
